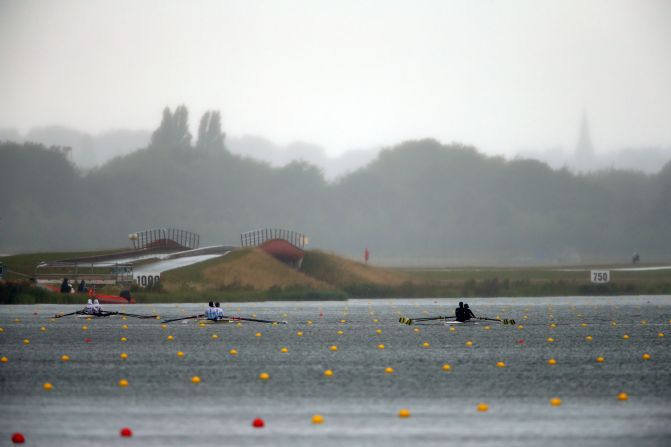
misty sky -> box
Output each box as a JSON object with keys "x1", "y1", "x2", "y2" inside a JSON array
[{"x1": 1, "y1": 0, "x2": 670, "y2": 157}]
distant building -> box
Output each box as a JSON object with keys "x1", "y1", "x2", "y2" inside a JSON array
[{"x1": 574, "y1": 112, "x2": 595, "y2": 171}]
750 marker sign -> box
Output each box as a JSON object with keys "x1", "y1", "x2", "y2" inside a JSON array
[{"x1": 590, "y1": 270, "x2": 610, "y2": 284}]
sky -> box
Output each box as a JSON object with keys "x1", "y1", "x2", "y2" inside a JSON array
[{"x1": 1, "y1": 0, "x2": 670, "y2": 157}]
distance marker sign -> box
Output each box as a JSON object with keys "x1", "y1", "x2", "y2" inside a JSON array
[{"x1": 590, "y1": 270, "x2": 610, "y2": 284}]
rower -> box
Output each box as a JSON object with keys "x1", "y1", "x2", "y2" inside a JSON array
[
  {"x1": 214, "y1": 302, "x2": 225, "y2": 320},
  {"x1": 455, "y1": 302, "x2": 466, "y2": 322},
  {"x1": 463, "y1": 303, "x2": 476, "y2": 321},
  {"x1": 84, "y1": 298, "x2": 94, "y2": 315},
  {"x1": 92, "y1": 299, "x2": 103, "y2": 315},
  {"x1": 205, "y1": 301, "x2": 217, "y2": 320}
]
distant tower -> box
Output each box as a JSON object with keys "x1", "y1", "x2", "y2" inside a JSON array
[{"x1": 574, "y1": 112, "x2": 594, "y2": 170}]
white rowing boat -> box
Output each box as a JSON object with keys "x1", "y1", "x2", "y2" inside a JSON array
[
  {"x1": 76, "y1": 312, "x2": 118, "y2": 318},
  {"x1": 444, "y1": 320, "x2": 479, "y2": 326}
]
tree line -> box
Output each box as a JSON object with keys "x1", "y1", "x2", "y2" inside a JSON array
[{"x1": 1, "y1": 105, "x2": 669, "y2": 264}]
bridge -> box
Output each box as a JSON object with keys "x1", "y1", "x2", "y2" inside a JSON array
[
  {"x1": 129, "y1": 228, "x2": 200, "y2": 251},
  {"x1": 241, "y1": 228, "x2": 308, "y2": 267}
]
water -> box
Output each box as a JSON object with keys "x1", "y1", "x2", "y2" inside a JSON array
[{"x1": 1, "y1": 297, "x2": 670, "y2": 446}]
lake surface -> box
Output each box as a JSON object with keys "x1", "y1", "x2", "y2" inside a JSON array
[{"x1": 1, "y1": 297, "x2": 670, "y2": 446}]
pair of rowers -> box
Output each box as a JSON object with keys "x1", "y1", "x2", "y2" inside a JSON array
[
  {"x1": 204, "y1": 301, "x2": 225, "y2": 320},
  {"x1": 83, "y1": 298, "x2": 103, "y2": 315},
  {"x1": 455, "y1": 301, "x2": 476, "y2": 322}
]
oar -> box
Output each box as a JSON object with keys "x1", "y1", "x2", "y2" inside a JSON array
[
  {"x1": 475, "y1": 316, "x2": 516, "y2": 325},
  {"x1": 399, "y1": 316, "x2": 455, "y2": 325},
  {"x1": 53, "y1": 311, "x2": 82, "y2": 319},
  {"x1": 116, "y1": 312, "x2": 159, "y2": 319},
  {"x1": 222, "y1": 315, "x2": 287, "y2": 324},
  {"x1": 163, "y1": 314, "x2": 204, "y2": 323}
]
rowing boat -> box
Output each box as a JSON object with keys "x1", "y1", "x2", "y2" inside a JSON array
[
  {"x1": 188, "y1": 318, "x2": 239, "y2": 324},
  {"x1": 444, "y1": 320, "x2": 479, "y2": 326},
  {"x1": 76, "y1": 312, "x2": 118, "y2": 318}
]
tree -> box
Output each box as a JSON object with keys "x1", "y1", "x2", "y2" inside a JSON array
[
  {"x1": 149, "y1": 105, "x2": 192, "y2": 150},
  {"x1": 196, "y1": 110, "x2": 225, "y2": 152}
]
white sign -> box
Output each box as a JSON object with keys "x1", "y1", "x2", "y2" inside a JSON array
[
  {"x1": 135, "y1": 273, "x2": 161, "y2": 287},
  {"x1": 590, "y1": 270, "x2": 610, "y2": 284}
]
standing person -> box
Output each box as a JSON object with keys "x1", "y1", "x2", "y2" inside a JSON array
[
  {"x1": 463, "y1": 303, "x2": 476, "y2": 321},
  {"x1": 214, "y1": 302, "x2": 225, "y2": 320},
  {"x1": 455, "y1": 302, "x2": 465, "y2": 322}
]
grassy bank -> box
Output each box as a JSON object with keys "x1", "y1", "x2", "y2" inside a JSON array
[{"x1": 2, "y1": 249, "x2": 670, "y2": 303}]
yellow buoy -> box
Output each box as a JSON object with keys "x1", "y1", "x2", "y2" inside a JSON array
[
  {"x1": 337, "y1": 330, "x2": 343, "y2": 335},
  {"x1": 280, "y1": 347, "x2": 288, "y2": 353},
  {"x1": 297, "y1": 331, "x2": 303, "y2": 337},
  {"x1": 211, "y1": 334, "x2": 219, "y2": 340},
  {"x1": 658, "y1": 332, "x2": 665, "y2": 338},
  {"x1": 81, "y1": 325, "x2": 88, "y2": 331},
  {"x1": 385, "y1": 367, "x2": 394, "y2": 374},
  {"x1": 340, "y1": 319, "x2": 347, "y2": 323},
  {"x1": 548, "y1": 358, "x2": 557, "y2": 365},
  {"x1": 229, "y1": 349, "x2": 238, "y2": 356},
  {"x1": 484, "y1": 326, "x2": 491, "y2": 330},
  {"x1": 550, "y1": 397, "x2": 562, "y2": 406},
  {"x1": 550, "y1": 323, "x2": 557, "y2": 328},
  {"x1": 0, "y1": 356, "x2": 7, "y2": 363},
  {"x1": 255, "y1": 332, "x2": 262, "y2": 337},
  {"x1": 43, "y1": 382, "x2": 53, "y2": 391},
  {"x1": 414, "y1": 328, "x2": 421, "y2": 333},
  {"x1": 118, "y1": 379, "x2": 129, "y2": 387},
  {"x1": 23, "y1": 339, "x2": 30, "y2": 345},
  {"x1": 40, "y1": 326, "x2": 47, "y2": 332},
  {"x1": 398, "y1": 408, "x2": 411, "y2": 418},
  {"x1": 120, "y1": 337, "x2": 128, "y2": 342},
  {"x1": 177, "y1": 351, "x2": 184, "y2": 358},
  {"x1": 329, "y1": 345, "x2": 338, "y2": 351},
  {"x1": 422, "y1": 342, "x2": 430, "y2": 348},
  {"x1": 0, "y1": 327, "x2": 4, "y2": 333},
  {"x1": 376, "y1": 329, "x2": 382, "y2": 334},
  {"x1": 442, "y1": 363, "x2": 451, "y2": 371},
  {"x1": 120, "y1": 352, "x2": 128, "y2": 360},
  {"x1": 465, "y1": 341, "x2": 473, "y2": 347},
  {"x1": 61, "y1": 354, "x2": 70, "y2": 362},
  {"x1": 581, "y1": 323, "x2": 587, "y2": 327},
  {"x1": 623, "y1": 334, "x2": 630, "y2": 340},
  {"x1": 517, "y1": 325, "x2": 524, "y2": 329},
  {"x1": 373, "y1": 319, "x2": 379, "y2": 323},
  {"x1": 122, "y1": 324, "x2": 128, "y2": 330},
  {"x1": 642, "y1": 353, "x2": 651, "y2": 360},
  {"x1": 191, "y1": 376, "x2": 201, "y2": 384},
  {"x1": 596, "y1": 356, "x2": 605, "y2": 363},
  {"x1": 585, "y1": 335, "x2": 593, "y2": 341},
  {"x1": 378, "y1": 344, "x2": 385, "y2": 350},
  {"x1": 477, "y1": 403, "x2": 489, "y2": 412},
  {"x1": 199, "y1": 323, "x2": 206, "y2": 328},
  {"x1": 547, "y1": 337, "x2": 555, "y2": 343},
  {"x1": 311, "y1": 414, "x2": 324, "y2": 424},
  {"x1": 161, "y1": 324, "x2": 167, "y2": 329},
  {"x1": 496, "y1": 361, "x2": 506, "y2": 368},
  {"x1": 617, "y1": 392, "x2": 629, "y2": 401},
  {"x1": 167, "y1": 335, "x2": 174, "y2": 341},
  {"x1": 259, "y1": 372, "x2": 270, "y2": 380}
]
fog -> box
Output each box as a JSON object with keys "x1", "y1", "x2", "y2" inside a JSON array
[{"x1": 1, "y1": 0, "x2": 670, "y2": 166}]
